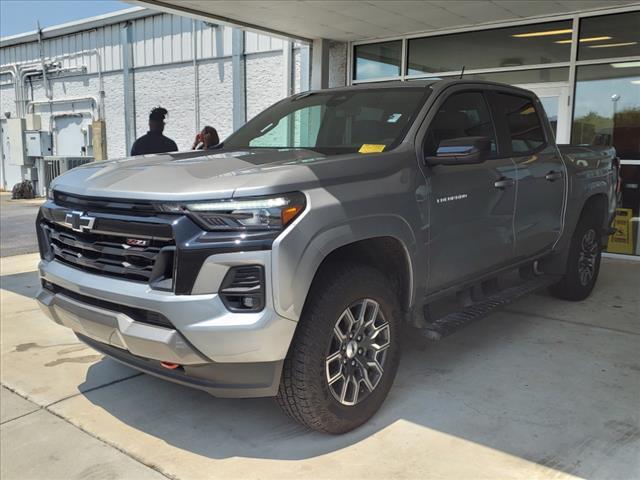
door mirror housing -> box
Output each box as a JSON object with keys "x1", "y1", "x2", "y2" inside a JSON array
[{"x1": 425, "y1": 136, "x2": 491, "y2": 166}]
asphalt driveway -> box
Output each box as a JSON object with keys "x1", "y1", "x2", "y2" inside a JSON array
[{"x1": 0, "y1": 193, "x2": 43, "y2": 257}]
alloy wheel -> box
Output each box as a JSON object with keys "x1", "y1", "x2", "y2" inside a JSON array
[
  {"x1": 578, "y1": 228, "x2": 598, "y2": 286},
  {"x1": 325, "y1": 298, "x2": 391, "y2": 406}
]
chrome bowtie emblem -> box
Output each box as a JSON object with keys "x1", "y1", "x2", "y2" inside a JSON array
[{"x1": 64, "y1": 211, "x2": 96, "y2": 233}]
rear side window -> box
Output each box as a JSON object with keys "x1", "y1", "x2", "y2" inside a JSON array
[
  {"x1": 495, "y1": 93, "x2": 546, "y2": 154},
  {"x1": 424, "y1": 91, "x2": 497, "y2": 158}
]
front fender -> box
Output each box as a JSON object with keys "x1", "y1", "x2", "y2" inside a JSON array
[{"x1": 271, "y1": 188, "x2": 422, "y2": 321}]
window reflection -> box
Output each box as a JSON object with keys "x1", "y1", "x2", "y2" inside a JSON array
[
  {"x1": 354, "y1": 41, "x2": 401, "y2": 80},
  {"x1": 572, "y1": 62, "x2": 640, "y2": 160},
  {"x1": 578, "y1": 12, "x2": 640, "y2": 61},
  {"x1": 407, "y1": 21, "x2": 572, "y2": 75},
  {"x1": 458, "y1": 67, "x2": 569, "y2": 85}
]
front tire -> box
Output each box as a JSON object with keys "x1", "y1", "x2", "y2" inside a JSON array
[
  {"x1": 549, "y1": 212, "x2": 602, "y2": 301},
  {"x1": 276, "y1": 263, "x2": 401, "y2": 434}
]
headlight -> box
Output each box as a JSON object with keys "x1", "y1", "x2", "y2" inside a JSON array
[
  {"x1": 164, "y1": 193, "x2": 306, "y2": 231},
  {"x1": 47, "y1": 188, "x2": 54, "y2": 200}
]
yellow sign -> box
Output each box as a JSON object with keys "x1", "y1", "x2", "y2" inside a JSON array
[
  {"x1": 607, "y1": 208, "x2": 634, "y2": 255},
  {"x1": 359, "y1": 144, "x2": 385, "y2": 154}
]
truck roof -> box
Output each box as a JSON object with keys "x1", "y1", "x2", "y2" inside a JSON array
[{"x1": 314, "y1": 78, "x2": 536, "y2": 98}]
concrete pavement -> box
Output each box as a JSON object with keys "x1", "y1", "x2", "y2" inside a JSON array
[{"x1": 1, "y1": 252, "x2": 639, "y2": 479}]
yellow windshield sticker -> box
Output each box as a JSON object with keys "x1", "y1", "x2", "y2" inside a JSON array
[{"x1": 359, "y1": 144, "x2": 386, "y2": 154}]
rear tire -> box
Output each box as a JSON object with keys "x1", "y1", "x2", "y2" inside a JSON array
[
  {"x1": 276, "y1": 263, "x2": 401, "y2": 434},
  {"x1": 549, "y1": 212, "x2": 602, "y2": 301}
]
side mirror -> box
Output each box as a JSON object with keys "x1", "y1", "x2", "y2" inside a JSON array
[{"x1": 425, "y1": 136, "x2": 491, "y2": 166}]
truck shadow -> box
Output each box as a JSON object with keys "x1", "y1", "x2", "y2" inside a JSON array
[
  {"x1": 0, "y1": 271, "x2": 41, "y2": 299},
  {"x1": 78, "y1": 298, "x2": 639, "y2": 478}
]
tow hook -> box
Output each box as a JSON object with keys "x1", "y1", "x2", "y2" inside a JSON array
[{"x1": 160, "y1": 361, "x2": 181, "y2": 370}]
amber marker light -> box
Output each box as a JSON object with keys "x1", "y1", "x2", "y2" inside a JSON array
[{"x1": 282, "y1": 205, "x2": 303, "y2": 225}]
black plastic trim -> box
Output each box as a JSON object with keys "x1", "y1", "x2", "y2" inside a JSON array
[
  {"x1": 44, "y1": 283, "x2": 174, "y2": 328},
  {"x1": 219, "y1": 265, "x2": 265, "y2": 312},
  {"x1": 77, "y1": 333, "x2": 283, "y2": 397}
]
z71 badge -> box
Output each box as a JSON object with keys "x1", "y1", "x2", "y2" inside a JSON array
[{"x1": 126, "y1": 238, "x2": 149, "y2": 247}]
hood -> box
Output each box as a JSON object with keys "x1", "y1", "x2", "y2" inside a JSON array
[{"x1": 50, "y1": 147, "x2": 410, "y2": 201}]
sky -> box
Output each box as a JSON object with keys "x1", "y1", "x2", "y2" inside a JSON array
[{"x1": 0, "y1": 0, "x2": 130, "y2": 38}]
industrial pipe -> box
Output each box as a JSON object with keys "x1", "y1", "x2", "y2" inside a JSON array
[
  {"x1": 37, "y1": 22, "x2": 52, "y2": 101},
  {"x1": 27, "y1": 96, "x2": 98, "y2": 115}
]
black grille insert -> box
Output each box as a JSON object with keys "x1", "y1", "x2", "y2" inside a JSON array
[{"x1": 41, "y1": 221, "x2": 174, "y2": 284}]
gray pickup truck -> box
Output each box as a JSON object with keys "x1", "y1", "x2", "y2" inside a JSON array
[{"x1": 36, "y1": 80, "x2": 618, "y2": 433}]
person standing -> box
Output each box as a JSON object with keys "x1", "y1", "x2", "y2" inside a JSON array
[
  {"x1": 191, "y1": 125, "x2": 220, "y2": 150},
  {"x1": 130, "y1": 107, "x2": 179, "y2": 156}
]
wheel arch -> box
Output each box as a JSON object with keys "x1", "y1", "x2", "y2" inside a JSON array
[
  {"x1": 307, "y1": 236, "x2": 413, "y2": 313},
  {"x1": 271, "y1": 214, "x2": 419, "y2": 322},
  {"x1": 543, "y1": 192, "x2": 609, "y2": 275}
]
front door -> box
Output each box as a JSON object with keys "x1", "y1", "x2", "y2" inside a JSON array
[{"x1": 422, "y1": 89, "x2": 518, "y2": 291}]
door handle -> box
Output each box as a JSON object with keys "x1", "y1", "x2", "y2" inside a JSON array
[
  {"x1": 545, "y1": 171, "x2": 563, "y2": 182},
  {"x1": 494, "y1": 177, "x2": 515, "y2": 189}
]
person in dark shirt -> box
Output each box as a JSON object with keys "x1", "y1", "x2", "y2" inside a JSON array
[
  {"x1": 130, "y1": 107, "x2": 179, "y2": 156},
  {"x1": 191, "y1": 125, "x2": 220, "y2": 150}
]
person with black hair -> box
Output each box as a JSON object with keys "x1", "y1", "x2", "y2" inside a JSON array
[
  {"x1": 191, "y1": 125, "x2": 220, "y2": 150},
  {"x1": 130, "y1": 107, "x2": 179, "y2": 156}
]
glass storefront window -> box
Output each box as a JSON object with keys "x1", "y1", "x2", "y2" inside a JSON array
[
  {"x1": 354, "y1": 41, "x2": 402, "y2": 81},
  {"x1": 606, "y1": 165, "x2": 640, "y2": 256},
  {"x1": 572, "y1": 62, "x2": 640, "y2": 160},
  {"x1": 578, "y1": 12, "x2": 640, "y2": 61},
  {"x1": 456, "y1": 67, "x2": 569, "y2": 84},
  {"x1": 407, "y1": 20, "x2": 572, "y2": 75}
]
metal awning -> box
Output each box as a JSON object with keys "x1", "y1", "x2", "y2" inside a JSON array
[{"x1": 129, "y1": 0, "x2": 639, "y2": 42}]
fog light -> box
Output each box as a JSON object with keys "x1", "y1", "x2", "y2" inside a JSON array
[{"x1": 242, "y1": 296, "x2": 256, "y2": 308}]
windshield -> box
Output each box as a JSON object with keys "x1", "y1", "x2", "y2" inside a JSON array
[{"x1": 224, "y1": 87, "x2": 430, "y2": 155}]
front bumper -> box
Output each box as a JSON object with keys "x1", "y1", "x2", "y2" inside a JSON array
[{"x1": 36, "y1": 257, "x2": 297, "y2": 397}]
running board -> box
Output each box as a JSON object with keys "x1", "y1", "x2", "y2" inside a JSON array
[{"x1": 422, "y1": 275, "x2": 559, "y2": 340}]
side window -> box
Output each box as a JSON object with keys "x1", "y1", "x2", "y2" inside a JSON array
[
  {"x1": 495, "y1": 93, "x2": 546, "y2": 154},
  {"x1": 424, "y1": 91, "x2": 497, "y2": 158}
]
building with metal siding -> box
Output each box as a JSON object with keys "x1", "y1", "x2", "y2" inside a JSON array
[{"x1": 0, "y1": 7, "x2": 309, "y2": 191}]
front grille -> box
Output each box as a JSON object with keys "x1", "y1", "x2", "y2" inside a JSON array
[
  {"x1": 41, "y1": 221, "x2": 175, "y2": 284},
  {"x1": 44, "y1": 282, "x2": 173, "y2": 328}
]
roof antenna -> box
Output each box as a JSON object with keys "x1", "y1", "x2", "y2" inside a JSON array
[{"x1": 459, "y1": 66, "x2": 465, "y2": 79}]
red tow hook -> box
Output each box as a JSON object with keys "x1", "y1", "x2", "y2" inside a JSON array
[{"x1": 160, "y1": 361, "x2": 181, "y2": 370}]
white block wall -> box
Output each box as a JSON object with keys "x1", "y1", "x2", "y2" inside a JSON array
[
  {"x1": 246, "y1": 51, "x2": 285, "y2": 121},
  {"x1": 198, "y1": 58, "x2": 234, "y2": 140}
]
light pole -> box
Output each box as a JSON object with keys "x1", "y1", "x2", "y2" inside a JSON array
[{"x1": 611, "y1": 93, "x2": 620, "y2": 145}]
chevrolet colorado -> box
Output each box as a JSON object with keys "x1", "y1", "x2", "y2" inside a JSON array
[{"x1": 36, "y1": 80, "x2": 618, "y2": 433}]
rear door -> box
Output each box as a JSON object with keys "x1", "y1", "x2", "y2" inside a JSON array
[
  {"x1": 420, "y1": 88, "x2": 518, "y2": 291},
  {"x1": 489, "y1": 91, "x2": 566, "y2": 258}
]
